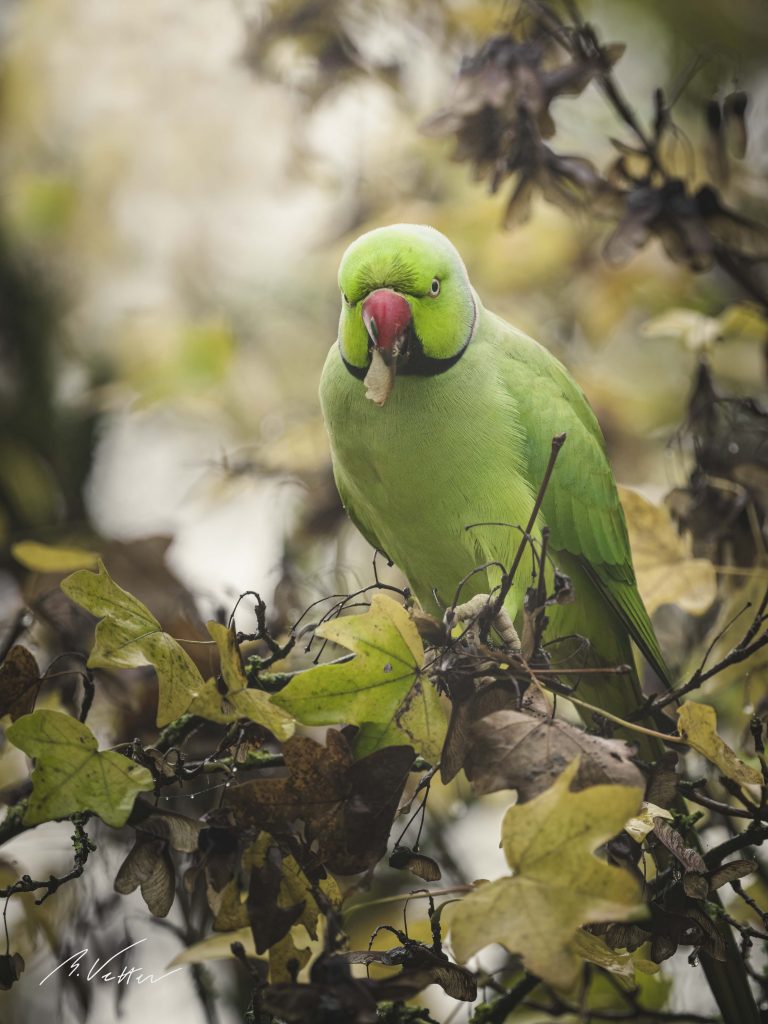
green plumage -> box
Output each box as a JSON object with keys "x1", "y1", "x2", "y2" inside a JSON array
[
  {"x1": 319, "y1": 224, "x2": 762, "y2": 1023},
  {"x1": 321, "y1": 223, "x2": 665, "y2": 729}
]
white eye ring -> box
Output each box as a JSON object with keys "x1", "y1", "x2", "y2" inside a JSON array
[
  {"x1": 342, "y1": 291, "x2": 352, "y2": 306},
  {"x1": 430, "y1": 278, "x2": 440, "y2": 296}
]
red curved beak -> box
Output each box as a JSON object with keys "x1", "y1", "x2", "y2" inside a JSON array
[{"x1": 361, "y1": 289, "x2": 413, "y2": 361}]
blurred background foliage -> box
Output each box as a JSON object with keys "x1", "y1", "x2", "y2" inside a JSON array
[
  {"x1": 1, "y1": 0, "x2": 767, "y2": 613},
  {"x1": 0, "y1": 0, "x2": 768, "y2": 1020}
]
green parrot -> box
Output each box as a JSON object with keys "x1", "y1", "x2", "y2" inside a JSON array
[
  {"x1": 320, "y1": 222, "x2": 665, "y2": 729},
  {"x1": 319, "y1": 222, "x2": 760, "y2": 1024}
]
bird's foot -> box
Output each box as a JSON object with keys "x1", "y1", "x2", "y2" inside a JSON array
[{"x1": 446, "y1": 593, "x2": 522, "y2": 653}]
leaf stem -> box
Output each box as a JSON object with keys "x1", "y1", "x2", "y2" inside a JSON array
[{"x1": 565, "y1": 693, "x2": 687, "y2": 745}]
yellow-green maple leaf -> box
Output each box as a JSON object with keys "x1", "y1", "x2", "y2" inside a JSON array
[
  {"x1": 446, "y1": 759, "x2": 644, "y2": 989},
  {"x1": 61, "y1": 561, "x2": 204, "y2": 726},
  {"x1": 188, "y1": 621, "x2": 294, "y2": 740},
  {"x1": 7, "y1": 710, "x2": 154, "y2": 828},
  {"x1": 677, "y1": 702, "x2": 762, "y2": 786},
  {"x1": 272, "y1": 594, "x2": 445, "y2": 762}
]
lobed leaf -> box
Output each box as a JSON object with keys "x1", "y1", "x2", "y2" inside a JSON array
[
  {"x1": 446, "y1": 759, "x2": 644, "y2": 988},
  {"x1": 7, "y1": 709, "x2": 154, "y2": 828},
  {"x1": 61, "y1": 560, "x2": 204, "y2": 726},
  {"x1": 188, "y1": 621, "x2": 294, "y2": 739},
  {"x1": 273, "y1": 595, "x2": 445, "y2": 761}
]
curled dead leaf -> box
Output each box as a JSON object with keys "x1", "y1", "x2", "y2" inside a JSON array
[{"x1": 465, "y1": 708, "x2": 644, "y2": 800}]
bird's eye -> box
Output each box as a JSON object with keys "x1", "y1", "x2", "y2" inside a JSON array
[
  {"x1": 430, "y1": 278, "x2": 440, "y2": 296},
  {"x1": 342, "y1": 291, "x2": 351, "y2": 306}
]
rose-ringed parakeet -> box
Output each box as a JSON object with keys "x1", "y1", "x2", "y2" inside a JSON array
[
  {"x1": 319, "y1": 223, "x2": 760, "y2": 1024},
  {"x1": 320, "y1": 222, "x2": 666, "y2": 729}
]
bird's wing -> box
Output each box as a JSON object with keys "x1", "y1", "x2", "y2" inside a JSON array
[
  {"x1": 494, "y1": 317, "x2": 671, "y2": 687},
  {"x1": 334, "y1": 466, "x2": 393, "y2": 563}
]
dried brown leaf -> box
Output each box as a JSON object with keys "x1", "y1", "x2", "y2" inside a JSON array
[
  {"x1": 465, "y1": 709, "x2": 644, "y2": 800},
  {"x1": 708, "y1": 859, "x2": 757, "y2": 891},
  {"x1": 388, "y1": 845, "x2": 441, "y2": 882},
  {"x1": 0, "y1": 646, "x2": 41, "y2": 721},
  {"x1": 248, "y1": 846, "x2": 305, "y2": 955},
  {"x1": 225, "y1": 731, "x2": 414, "y2": 874}
]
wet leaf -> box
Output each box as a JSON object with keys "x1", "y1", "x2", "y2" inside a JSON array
[
  {"x1": 652, "y1": 889, "x2": 727, "y2": 961},
  {"x1": 188, "y1": 621, "x2": 294, "y2": 739},
  {"x1": 273, "y1": 595, "x2": 446, "y2": 762},
  {"x1": 11, "y1": 540, "x2": 99, "y2": 573},
  {"x1": 445, "y1": 759, "x2": 644, "y2": 988},
  {"x1": 0, "y1": 646, "x2": 41, "y2": 721},
  {"x1": 7, "y1": 709, "x2": 154, "y2": 827},
  {"x1": 465, "y1": 709, "x2": 644, "y2": 800},
  {"x1": 61, "y1": 561, "x2": 204, "y2": 726},
  {"x1": 677, "y1": 701, "x2": 762, "y2": 785},
  {"x1": 619, "y1": 487, "x2": 717, "y2": 616}
]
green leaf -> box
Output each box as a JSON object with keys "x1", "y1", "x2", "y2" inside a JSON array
[
  {"x1": 445, "y1": 759, "x2": 644, "y2": 989},
  {"x1": 188, "y1": 621, "x2": 294, "y2": 740},
  {"x1": 12, "y1": 540, "x2": 99, "y2": 573},
  {"x1": 7, "y1": 710, "x2": 154, "y2": 828},
  {"x1": 272, "y1": 594, "x2": 446, "y2": 761},
  {"x1": 61, "y1": 561, "x2": 204, "y2": 726}
]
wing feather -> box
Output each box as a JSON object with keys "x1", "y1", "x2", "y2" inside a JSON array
[{"x1": 494, "y1": 316, "x2": 671, "y2": 687}]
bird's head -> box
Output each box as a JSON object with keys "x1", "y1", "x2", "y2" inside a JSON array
[{"x1": 337, "y1": 224, "x2": 477, "y2": 406}]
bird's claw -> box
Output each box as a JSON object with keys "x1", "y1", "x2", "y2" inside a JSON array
[{"x1": 446, "y1": 593, "x2": 522, "y2": 653}]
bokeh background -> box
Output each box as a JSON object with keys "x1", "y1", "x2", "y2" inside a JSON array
[{"x1": 1, "y1": 0, "x2": 767, "y2": 1021}]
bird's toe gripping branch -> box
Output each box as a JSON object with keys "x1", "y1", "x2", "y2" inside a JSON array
[{"x1": 446, "y1": 593, "x2": 522, "y2": 653}]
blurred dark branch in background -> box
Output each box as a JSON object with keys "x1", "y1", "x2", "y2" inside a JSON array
[{"x1": 423, "y1": 0, "x2": 768, "y2": 308}]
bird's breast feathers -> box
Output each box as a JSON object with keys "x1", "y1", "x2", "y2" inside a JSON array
[{"x1": 319, "y1": 318, "x2": 541, "y2": 612}]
